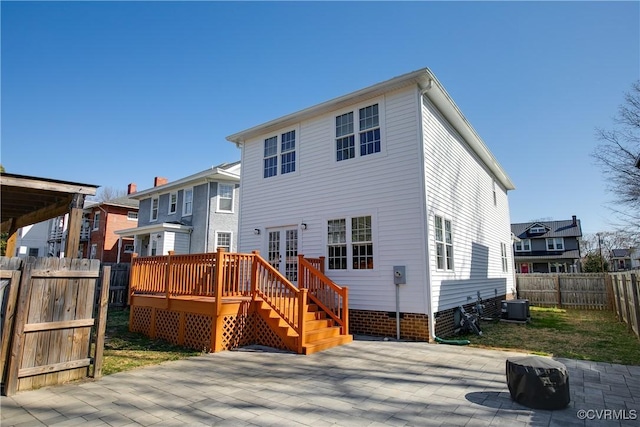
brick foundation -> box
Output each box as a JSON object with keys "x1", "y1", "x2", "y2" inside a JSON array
[{"x1": 349, "y1": 309, "x2": 430, "y2": 341}]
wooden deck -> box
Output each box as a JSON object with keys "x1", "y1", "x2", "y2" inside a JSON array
[{"x1": 128, "y1": 249, "x2": 351, "y2": 355}]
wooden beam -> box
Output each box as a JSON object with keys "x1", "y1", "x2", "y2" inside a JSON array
[
  {"x1": 1, "y1": 197, "x2": 73, "y2": 234},
  {"x1": 65, "y1": 194, "x2": 85, "y2": 258},
  {"x1": 1, "y1": 175, "x2": 97, "y2": 195}
]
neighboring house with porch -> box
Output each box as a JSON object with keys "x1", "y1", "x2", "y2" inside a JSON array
[
  {"x1": 511, "y1": 216, "x2": 583, "y2": 273},
  {"x1": 226, "y1": 68, "x2": 515, "y2": 341},
  {"x1": 116, "y1": 162, "x2": 241, "y2": 256},
  {"x1": 85, "y1": 196, "x2": 139, "y2": 263},
  {"x1": 610, "y1": 248, "x2": 640, "y2": 271}
]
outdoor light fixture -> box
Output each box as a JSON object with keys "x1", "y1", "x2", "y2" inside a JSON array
[
  {"x1": 301, "y1": 223, "x2": 307, "y2": 230},
  {"x1": 254, "y1": 228, "x2": 261, "y2": 235}
]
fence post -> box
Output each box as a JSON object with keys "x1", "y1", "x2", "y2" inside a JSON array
[
  {"x1": 621, "y1": 274, "x2": 632, "y2": 332},
  {"x1": 612, "y1": 274, "x2": 622, "y2": 321},
  {"x1": 93, "y1": 266, "x2": 111, "y2": 379},
  {"x1": 128, "y1": 253, "x2": 138, "y2": 307},
  {"x1": 554, "y1": 274, "x2": 562, "y2": 308},
  {"x1": 629, "y1": 273, "x2": 640, "y2": 339},
  {"x1": 319, "y1": 256, "x2": 325, "y2": 274},
  {"x1": 297, "y1": 288, "x2": 308, "y2": 354},
  {"x1": 165, "y1": 252, "x2": 173, "y2": 309},
  {"x1": 605, "y1": 273, "x2": 614, "y2": 311}
]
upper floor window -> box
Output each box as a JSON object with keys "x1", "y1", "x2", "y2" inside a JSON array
[
  {"x1": 92, "y1": 212, "x2": 100, "y2": 230},
  {"x1": 127, "y1": 211, "x2": 138, "y2": 220},
  {"x1": 514, "y1": 239, "x2": 531, "y2": 252},
  {"x1": 435, "y1": 215, "x2": 454, "y2": 270},
  {"x1": 151, "y1": 197, "x2": 159, "y2": 221},
  {"x1": 529, "y1": 226, "x2": 546, "y2": 234},
  {"x1": 218, "y1": 184, "x2": 234, "y2": 212},
  {"x1": 336, "y1": 103, "x2": 381, "y2": 161},
  {"x1": 183, "y1": 188, "x2": 193, "y2": 216},
  {"x1": 169, "y1": 192, "x2": 177, "y2": 214},
  {"x1": 546, "y1": 238, "x2": 564, "y2": 251},
  {"x1": 263, "y1": 130, "x2": 296, "y2": 179}
]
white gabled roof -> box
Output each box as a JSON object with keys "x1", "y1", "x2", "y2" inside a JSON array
[
  {"x1": 226, "y1": 68, "x2": 515, "y2": 191},
  {"x1": 129, "y1": 161, "x2": 241, "y2": 200}
]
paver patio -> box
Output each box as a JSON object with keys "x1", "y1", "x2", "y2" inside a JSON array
[{"x1": 2, "y1": 338, "x2": 639, "y2": 426}]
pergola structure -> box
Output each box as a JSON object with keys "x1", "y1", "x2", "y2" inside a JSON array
[{"x1": 1, "y1": 172, "x2": 99, "y2": 258}]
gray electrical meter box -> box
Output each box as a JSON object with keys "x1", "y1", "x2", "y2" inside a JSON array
[{"x1": 393, "y1": 266, "x2": 406, "y2": 285}]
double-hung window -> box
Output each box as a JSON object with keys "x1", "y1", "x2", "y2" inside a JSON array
[
  {"x1": 327, "y1": 215, "x2": 373, "y2": 270},
  {"x1": 336, "y1": 103, "x2": 381, "y2": 161},
  {"x1": 183, "y1": 188, "x2": 193, "y2": 216},
  {"x1": 92, "y1": 212, "x2": 100, "y2": 230},
  {"x1": 169, "y1": 192, "x2": 177, "y2": 214},
  {"x1": 546, "y1": 238, "x2": 564, "y2": 251},
  {"x1": 151, "y1": 197, "x2": 159, "y2": 221},
  {"x1": 263, "y1": 130, "x2": 296, "y2": 178},
  {"x1": 218, "y1": 184, "x2": 234, "y2": 212},
  {"x1": 216, "y1": 232, "x2": 232, "y2": 252},
  {"x1": 501, "y1": 243, "x2": 509, "y2": 273},
  {"x1": 515, "y1": 239, "x2": 531, "y2": 252},
  {"x1": 435, "y1": 215, "x2": 454, "y2": 270}
]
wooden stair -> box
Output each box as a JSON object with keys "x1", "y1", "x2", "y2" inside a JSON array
[{"x1": 255, "y1": 299, "x2": 352, "y2": 355}]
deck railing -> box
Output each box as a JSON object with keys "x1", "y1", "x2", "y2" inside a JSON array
[
  {"x1": 298, "y1": 255, "x2": 349, "y2": 335},
  {"x1": 130, "y1": 248, "x2": 348, "y2": 352}
]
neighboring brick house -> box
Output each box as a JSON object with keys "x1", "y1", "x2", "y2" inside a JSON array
[
  {"x1": 115, "y1": 162, "x2": 241, "y2": 256},
  {"x1": 511, "y1": 216, "x2": 582, "y2": 273},
  {"x1": 86, "y1": 194, "x2": 139, "y2": 263}
]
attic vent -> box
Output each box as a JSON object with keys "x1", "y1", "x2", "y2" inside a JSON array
[{"x1": 530, "y1": 226, "x2": 546, "y2": 234}]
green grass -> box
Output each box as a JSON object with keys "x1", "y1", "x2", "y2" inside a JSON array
[
  {"x1": 102, "y1": 309, "x2": 203, "y2": 376},
  {"x1": 464, "y1": 306, "x2": 640, "y2": 365}
]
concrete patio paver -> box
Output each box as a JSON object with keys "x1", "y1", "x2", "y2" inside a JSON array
[{"x1": 1, "y1": 339, "x2": 638, "y2": 426}]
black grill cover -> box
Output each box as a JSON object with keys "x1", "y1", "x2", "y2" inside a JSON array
[{"x1": 506, "y1": 356, "x2": 570, "y2": 410}]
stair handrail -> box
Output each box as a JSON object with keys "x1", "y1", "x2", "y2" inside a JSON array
[
  {"x1": 252, "y1": 253, "x2": 301, "y2": 332},
  {"x1": 298, "y1": 255, "x2": 349, "y2": 335}
]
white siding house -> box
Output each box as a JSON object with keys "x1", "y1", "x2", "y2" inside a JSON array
[{"x1": 226, "y1": 68, "x2": 515, "y2": 340}]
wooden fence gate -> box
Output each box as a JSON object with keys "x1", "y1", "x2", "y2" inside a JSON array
[{"x1": 0, "y1": 257, "x2": 110, "y2": 396}]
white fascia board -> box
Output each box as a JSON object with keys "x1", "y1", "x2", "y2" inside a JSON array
[
  {"x1": 129, "y1": 168, "x2": 240, "y2": 200},
  {"x1": 226, "y1": 67, "x2": 515, "y2": 191}
]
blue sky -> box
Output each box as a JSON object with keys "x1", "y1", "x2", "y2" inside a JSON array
[{"x1": 2, "y1": 1, "x2": 638, "y2": 235}]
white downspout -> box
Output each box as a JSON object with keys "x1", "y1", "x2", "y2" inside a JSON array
[{"x1": 205, "y1": 179, "x2": 212, "y2": 252}]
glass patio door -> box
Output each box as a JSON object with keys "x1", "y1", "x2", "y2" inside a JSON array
[{"x1": 267, "y1": 227, "x2": 298, "y2": 284}]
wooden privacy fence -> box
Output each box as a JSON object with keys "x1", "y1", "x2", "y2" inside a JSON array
[
  {"x1": 0, "y1": 257, "x2": 110, "y2": 396},
  {"x1": 610, "y1": 271, "x2": 640, "y2": 339},
  {"x1": 516, "y1": 273, "x2": 611, "y2": 309},
  {"x1": 96, "y1": 263, "x2": 130, "y2": 309}
]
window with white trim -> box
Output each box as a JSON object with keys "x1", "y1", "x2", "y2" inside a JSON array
[
  {"x1": 263, "y1": 130, "x2": 296, "y2": 178},
  {"x1": 336, "y1": 103, "x2": 381, "y2": 161},
  {"x1": 183, "y1": 188, "x2": 193, "y2": 216},
  {"x1": 127, "y1": 211, "x2": 138, "y2": 220},
  {"x1": 218, "y1": 184, "x2": 234, "y2": 212},
  {"x1": 514, "y1": 239, "x2": 531, "y2": 252},
  {"x1": 124, "y1": 244, "x2": 134, "y2": 253},
  {"x1": 435, "y1": 215, "x2": 454, "y2": 270},
  {"x1": 169, "y1": 192, "x2": 177, "y2": 214},
  {"x1": 546, "y1": 237, "x2": 564, "y2": 251},
  {"x1": 92, "y1": 212, "x2": 100, "y2": 230},
  {"x1": 327, "y1": 216, "x2": 373, "y2": 270},
  {"x1": 151, "y1": 197, "x2": 159, "y2": 221},
  {"x1": 216, "y1": 232, "x2": 232, "y2": 252},
  {"x1": 90, "y1": 244, "x2": 97, "y2": 259},
  {"x1": 501, "y1": 242, "x2": 509, "y2": 273}
]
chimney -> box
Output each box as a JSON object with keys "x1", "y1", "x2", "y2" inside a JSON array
[
  {"x1": 127, "y1": 183, "x2": 137, "y2": 194},
  {"x1": 572, "y1": 215, "x2": 577, "y2": 226},
  {"x1": 154, "y1": 177, "x2": 168, "y2": 187}
]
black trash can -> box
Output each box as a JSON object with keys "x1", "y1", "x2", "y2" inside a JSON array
[{"x1": 506, "y1": 356, "x2": 570, "y2": 410}]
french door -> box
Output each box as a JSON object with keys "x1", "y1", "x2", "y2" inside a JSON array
[{"x1": 267, "y1": 227, "x2": 298, "y2": 284}]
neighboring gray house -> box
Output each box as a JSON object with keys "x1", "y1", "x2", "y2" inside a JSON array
[
  {"x1": 116, "y1": 162, "x2": 240, "y2": 256},
  {"x1": 511, "y1": 216, "x2": 582, "y2": 273},
  {"x1": 611, "y1": 248, "x2": 640, "y2": 271}
]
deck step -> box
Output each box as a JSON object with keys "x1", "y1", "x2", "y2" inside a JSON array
[
  {"x1": 303, "y1": 334, "x2": 353, "y2": 355},
  {"x1": 305, "y1": 325, "x2": 341, "y2": 342},
  {"x1": 304, "y1": 318, "x2": 334, "y2": 331}
]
